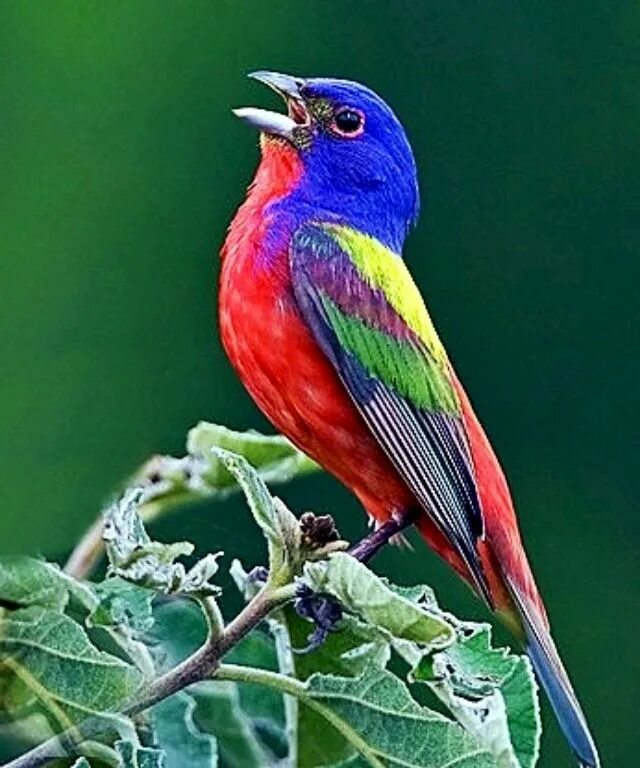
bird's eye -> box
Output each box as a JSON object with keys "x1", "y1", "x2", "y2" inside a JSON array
[{"x1": 332, "y1": 107, "x2": 365, "y2": 138}]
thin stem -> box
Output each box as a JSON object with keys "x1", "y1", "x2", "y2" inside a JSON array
[
  {"x1": 215, "y1": 664, "x2": 384, "y2": 768},
  {"x1": 199, "y1": 595, "x2": 225, "y2": 642},
  {"x1": 80, "y1": 741, "x2": 120, "y2": 767},
  {"x1": 125, "y1": 583, "x2": 295, "y2": 718},
  {"x1": 269, "y1": 613, "x2": 299, "y2": 767},
  {"x1": 215, "y1": 662, "x2": 305, "y2": 695},
  {"x1": 12, "y1": 504, "x2": 416, "y2": 767}
]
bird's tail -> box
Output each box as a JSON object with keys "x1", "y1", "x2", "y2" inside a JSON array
[{"x1": 506, "y1": 576, "x2": 601, "y2": 768}]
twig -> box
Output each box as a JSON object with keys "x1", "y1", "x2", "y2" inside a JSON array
[
  {"x1": 63, "y1": 515, "x2": 105, "y2": 579},
  {"x1": 348, "y1": 510, "x2": 418, "y2": 562},
  {"x1": 199, "y1": 595, "x2": 225, "y2": 642}
]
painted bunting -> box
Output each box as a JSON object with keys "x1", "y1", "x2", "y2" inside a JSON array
[{"x1": 220, "y1": 71, "x2": 599, "y2": 767}]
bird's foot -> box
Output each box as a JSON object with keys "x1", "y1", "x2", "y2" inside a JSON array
[{"x1": 348, "y1": 509, "x2": 419, "y2": 564}]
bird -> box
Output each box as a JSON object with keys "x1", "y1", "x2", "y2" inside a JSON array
[{"x1": 219, "y1": 71, "x2": 600, "y2": 767}]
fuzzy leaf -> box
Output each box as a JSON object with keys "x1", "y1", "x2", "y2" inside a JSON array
[
  {"x1": 0, "y1": 557, "x2": 71, "y2": 611},
  {"x1": 414, "y1": 625, "x2": 540, "y2": 768},
  {"x1": 0, "y1": 712, "x2": 54, "y2": 753},
  {"x1": 326, "y1": 757, "x2": 370, "y2": 768},
  {"x1": 103, "y1": 488, "x2": 222, "y2": 597},
  {"x1": 192, "y1": 681, "x2": 271, "y2": 768},
  {"x1": 152, "y1": 691, "x2": 217, "y2": 768},
  {"x1": 212, "y1": 448, "x2": 301, "y2": 574},
  {"x1": 188, "y1": 422, "x2": 319, "y2": 486},
  {"x1": 88, "y1": 578, "x2": 155, "y2": 634},
  {"x1": 297, "y1": 665, "x2": 495, "y2": 768},
  {"x1": 287, "y1": 609, "x2": 390, "y2": 679},
  {"x1": 280, "y1": 605, "x2": 391, "y2": 767},
  {"x1": 304, "y1": 553, "x2": 454, "y2": 648},
  {"x1": 224, "y1": 633, "x2": 285, "y2": 726},
  {"x1": 151, "y1": 596, "x2": 286, "y2": 766},
  {"x1": 210, "y1": 449, "x2": 290, "y2": 542},
  {"x1": 0, "y1": 606, "x2": 142, "y2": 727},
  {"x1": 222, "y1": 632, "x2": 288, "y2": 760},
  {"x1": 228, "y1": 558, "x2": 261, "y2": 602},
  {"x1": 149, "y1": 599, "x2": 207, "y2": 670},
  {"x1": 115, "y1": 739, "x2": 164, "y2": 768}
]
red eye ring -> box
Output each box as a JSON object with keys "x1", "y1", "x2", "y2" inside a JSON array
[{"x1": 331, "y1": 107, "x2": 365, "y2": 138}]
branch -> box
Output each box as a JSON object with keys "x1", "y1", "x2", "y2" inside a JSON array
[{"x1": 63, "y1": 515, "x2": 105, "y2": 579}]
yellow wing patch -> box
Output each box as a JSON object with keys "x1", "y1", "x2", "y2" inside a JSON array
[{"x1": 323, "y1": 224, "x2": 449, "y2": 366}]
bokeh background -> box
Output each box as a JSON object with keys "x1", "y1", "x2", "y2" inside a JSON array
[{"x1": 1, "y1": 1, "x2": 638, "y2": 765}]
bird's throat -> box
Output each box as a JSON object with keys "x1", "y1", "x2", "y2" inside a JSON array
[{"x1": 252, "y1": 137, "x2": 304, "y2": 205}]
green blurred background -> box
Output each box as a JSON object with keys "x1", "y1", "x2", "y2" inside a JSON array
[{"x1": 1, "y1": 1, "x2": 637, "y2": 765}]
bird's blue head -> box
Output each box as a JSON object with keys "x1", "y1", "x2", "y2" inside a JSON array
[{"x1": 235, "y1": 72, "x2": 420, "y2": 252}]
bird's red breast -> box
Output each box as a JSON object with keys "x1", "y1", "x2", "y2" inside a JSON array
[{"x1": 220, "y1": 141, "x2": 415, "y2": 519}]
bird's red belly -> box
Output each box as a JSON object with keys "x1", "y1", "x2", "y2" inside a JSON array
[{"x1": 219, "y1": 253, "x2": 412, "y2": 522}]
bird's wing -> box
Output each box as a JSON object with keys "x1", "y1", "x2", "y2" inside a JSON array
[{"x1": 290, "y1": 222, "x2": 491, "y2": 604}]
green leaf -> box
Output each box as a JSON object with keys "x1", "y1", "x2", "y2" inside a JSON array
[
  {"x1": 149, "y1": 597, "x2": 285, "y2": 761},
  {"x1": 115, "y1": 739, "x2": 164, "y2": 768},
  {"x1": 0, "y1": 606, "x2": 142, "y2": 727},
  {"x1": 224, "y1": 633, "x2": 285, "y2": 729},
  {"x1": 414, "y1": 625, "x2": 540, "y2": 768},
  {"x1": 88, "y1": 578, "x2": 155, "y2": 634},
  {"x1": 103, "y1": 487, "x2": 222, "y2": 597},
  {"x1": 326, "y1": 756, "x2": 375, "y2": 768},
  {"x1": 302, "y1": 666, "x2": 495, "y2": 768},
  {"x1": 223, "y1": 632, "x2": 288, "y2": 760},
  {"x1": 152, "y1": 691, "x2": 217, "y2": 768},
  {"x1": 228, "y1": 558, "x2": 261, "y2": 602},
  {"x1": 0, "y1": 712, "x2": 54, "y2": 753},
  {"x1": 192, "y1": 682, "x2": 270, "y2": 768},
  {"x1": 149, "y1": 599, "x2": 207, "y2": 670},
  {"x1": 212, "y1": 448, "x2": 301, "y2": 578},
  {"x1": 0, "y1": 557, "x2": 71, "y2": 611},
  {"x1": 286, "y1": 609, "x2": 390, "y2": 680},
  {"x1": 211, "y1": 449, "x2": 296, "y2": 545},
  {"x1": 150, "y1": 600, "x2": 285, "y2": 766},
  {"x1": 71, "y1": 759, "x2": 93, "y2": 768},
  {"x1": 304, "y1": 553, "x2": 454, "y2": 648},
  {"x1": 279, "y1": 605, "x2": 390, "y2": 768},
  {"x1": 227, "y1": 664, "x2": 495, "y2": 768},
  {"x1": 187, "y1": 422, "x2": 319, "y2": 487}
]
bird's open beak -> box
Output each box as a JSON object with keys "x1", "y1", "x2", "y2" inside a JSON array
[{"x1": 233, "y1": 71, "x2": 310, "y2": 140}]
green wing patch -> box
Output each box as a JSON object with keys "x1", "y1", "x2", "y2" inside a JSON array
[{"x1": 320, "y1": 295, "x2": 458, "y2": 413}]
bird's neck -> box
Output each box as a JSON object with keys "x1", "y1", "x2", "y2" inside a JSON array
[{"x1": 225, "y1": 139, "x2": 412, "y2": 274}]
